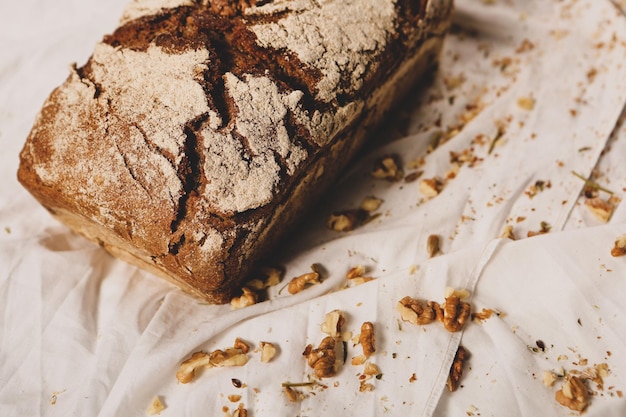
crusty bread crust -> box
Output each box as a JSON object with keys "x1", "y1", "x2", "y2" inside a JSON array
[{"x1": 18, "y1": 0, "x2": 452, "y2": 303}]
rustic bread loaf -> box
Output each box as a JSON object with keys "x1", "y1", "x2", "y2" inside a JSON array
[{"x1": 18, "y1": 0, "x2": 452, "y2": 303}]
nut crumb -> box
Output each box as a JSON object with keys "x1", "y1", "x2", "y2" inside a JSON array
[
  {"x1": 233, "y1": 403, "x2": 247, "y2": 417},
  {"x1": 585, "y1": 196, "x2": 619, "y2": 222},
  {"x1": 259, "y1": 342, "x2": 277, "y2": 363},
  {"x1": 227, "y1": 395, "x2": 242, "y2": 403},
  {"x1": 543, "y1": 370, "x2": 558, "y2": 387},
  {"x1": 611, "y1": 234, "x2": 626, "y2": 257},
  {"x1": 499, "y1": 225, "x2": 516, "y2": 240},
  {"x1": 517, "y1": 96, "x2": 535, "y2": 110},
  {"x1": 527, "y1": 221, "x2": 551, "y2": 237},
  {"x1": 327, "y1": 209, "x2": 369, "y2": 232},
  {"x1": 419, "y1": 177, "x2": 444, "y2": 198},
  {"x1": 371, "y1": 155, "x2": 403, "y2": 181},
  {"x1": 360, "y1": 196, "x2": 383, "y2": 212},
  {"x1": 146, "y1": 396, "x2": 166, "y2": 415}
]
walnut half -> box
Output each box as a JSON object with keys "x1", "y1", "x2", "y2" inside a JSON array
[
  {"x1": 441, "y1": 295, "x2": 471, "y2": 332},
  {"x1": 303, "y1": 336, "x2": 338, "y2": 379},
  {"x1": 359, "y1": 322, "x2": 376, "y2": 358},
  {"x1": 397, "y1": 296, "x2": 438, "y2": 325},
  {"x1": 447, "y1": 345, "x2": 469, "y2": 392}
]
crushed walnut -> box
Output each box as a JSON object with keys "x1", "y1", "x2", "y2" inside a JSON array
[
  {"x1": 360, "y1": 196, "x2": 384, "y2": 212},
  {"x1": 288, "y1": 271, "x2": 321, "y2": 294},
  {"x1": 585, "y1": 195, "x2": 620, "y2": 223},
  {"x1": 259, "y1": 342, "x2": 277, "y2": 363},
  {"x1": 427, "y1": 234, "x2": 442, "y2": 258},
  {"x1": 359, "y1": 322, "x2": 376, "y2": 359},
  {"x1": 230, "y1": 287, "x2": 258, "y2": 309},
  {"x1": 371, "y1": 155, "x2": 403, "y2": 182},
  {"x1": 447, "y1": 346, "x2": 469, "y2": 392},
  {"x1": 555, "y1": 376, "x2": 589, "y2": 412},
  {"x1": 232, "y1": 403, "x2": 247, "y2": 417},
  {"x1": 146, "y1": 396, "x2": 166, "y2": 415},
  {"x1": 320, "y1": 310, "x2": 346, "y2": 339},
  {"x1": 345, "y1": 265, "x2": 375, "y2": 286},
  {"x1": 611, "y1": 234, "x2": 626, "y2": 257},
  {"x1": 176, "y1": 341, "x2": 249, "y2": 383},
  {"x1": 397, "y1": 296, "x2": 439, "y2": 325},
  {"x1": 419, "y1": 177, "x2": 444, "y2": 198},
  {"x1": 397, "y1": 289, "x2": 471, "y2": 332},
  {"x1": 527, "y1": 221, "x2": 551, "y2": 237},
  {"x1": 327, "y1": 209, "x2": 369, "y2": 232},
  {"x1": 499, "y1": 225, "x2": 516, "y2": 240},
  {"x1": 245, "y1": 266, "x2": 283, "y2": 291},
  {"x1": 303, "y1": 336, "x2": 339, "y2": 379}
]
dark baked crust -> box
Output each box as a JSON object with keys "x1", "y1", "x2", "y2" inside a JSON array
[{"x1": 18, "y1": 0, "x2": 452, "y2": 303}]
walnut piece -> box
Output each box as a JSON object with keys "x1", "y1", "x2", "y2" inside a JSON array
[
  {"x1": 176, "y1": 343, "x2": 249, "y2": 383},
  {"x1": 288, "y1": 271, "x2": 321, "y2": 294},
  {"x1": 245, "y1": 266, "x2": 283, "y2": 290},
  {"x1": 360, "y1": 196, "x2": 383, "y2": 212},
  {"x1": 611, "y1": 234, "x2": 626, "y2": 257},
  {"x1": 303, "y1": 336, "x2": 338, "y2": 379},
  {"x1": 441, "y1": 295, "x2": 471, "y2": 332},
  {"x1": 327, "y1": 209, "x2": 369, "y2": 232},
  {"x1": 427, "y1": 234, "x2": 442, "y2": 258},
  {"x1": 233, "y1": 338, "x2": 250, "y2": 354},
  {"x1": 585, "y1": 196, "x2": 618, "y2": 222},
  {"x1": 397, "y1": 296, "x2": 438, "y2": 325},
  {"x1": 499, "y1": 225, "x2": 516, "y2": 240},
  {"x1": 176, "y1": 351, "x2": 212, "y2": 383},
  {"x1": 233, "y1": 403, "x2": 247, "y2": 417},
  {"x1": 420, "y1": 177, "x2": 444, "y2": 198},
  {"x1": 555, "y1": 376, "x2": 589, "y2": 412},
  {"x1": 543, "y1": 370, "x2": 558, "y2": 387},
  {"x1": 284, "y1": 386, "x2": 303, "y2": 403},
  {"x1": 259, "y1": 342, "x2": 277, "y2": 363},
  {"x1": 230, "y1": 287, "x2": 258, "y2": 309},
  {"x1": 320, "y1": 310, "x2": 346, "y2": 338},
  {"x1": 146, "y1": 396, "x2": 166, "y2": 415},
  {"x1": 447, "y1": 346, "x2": 468, "y2": 392},
  {"x1": 359, "y1": 322, "x2": 376, "y2": 358},
  {"x1": 371, "y1": 155, "x2": 403, "y2": 181}
]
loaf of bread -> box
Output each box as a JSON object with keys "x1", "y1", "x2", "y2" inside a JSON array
[{"x1": 18, "y1": 0, "x2": 452, "y2": 303}]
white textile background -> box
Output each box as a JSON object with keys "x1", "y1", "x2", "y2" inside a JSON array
[{"x1": 1, "y1": 0, "x2": 626, "y2": 416}]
